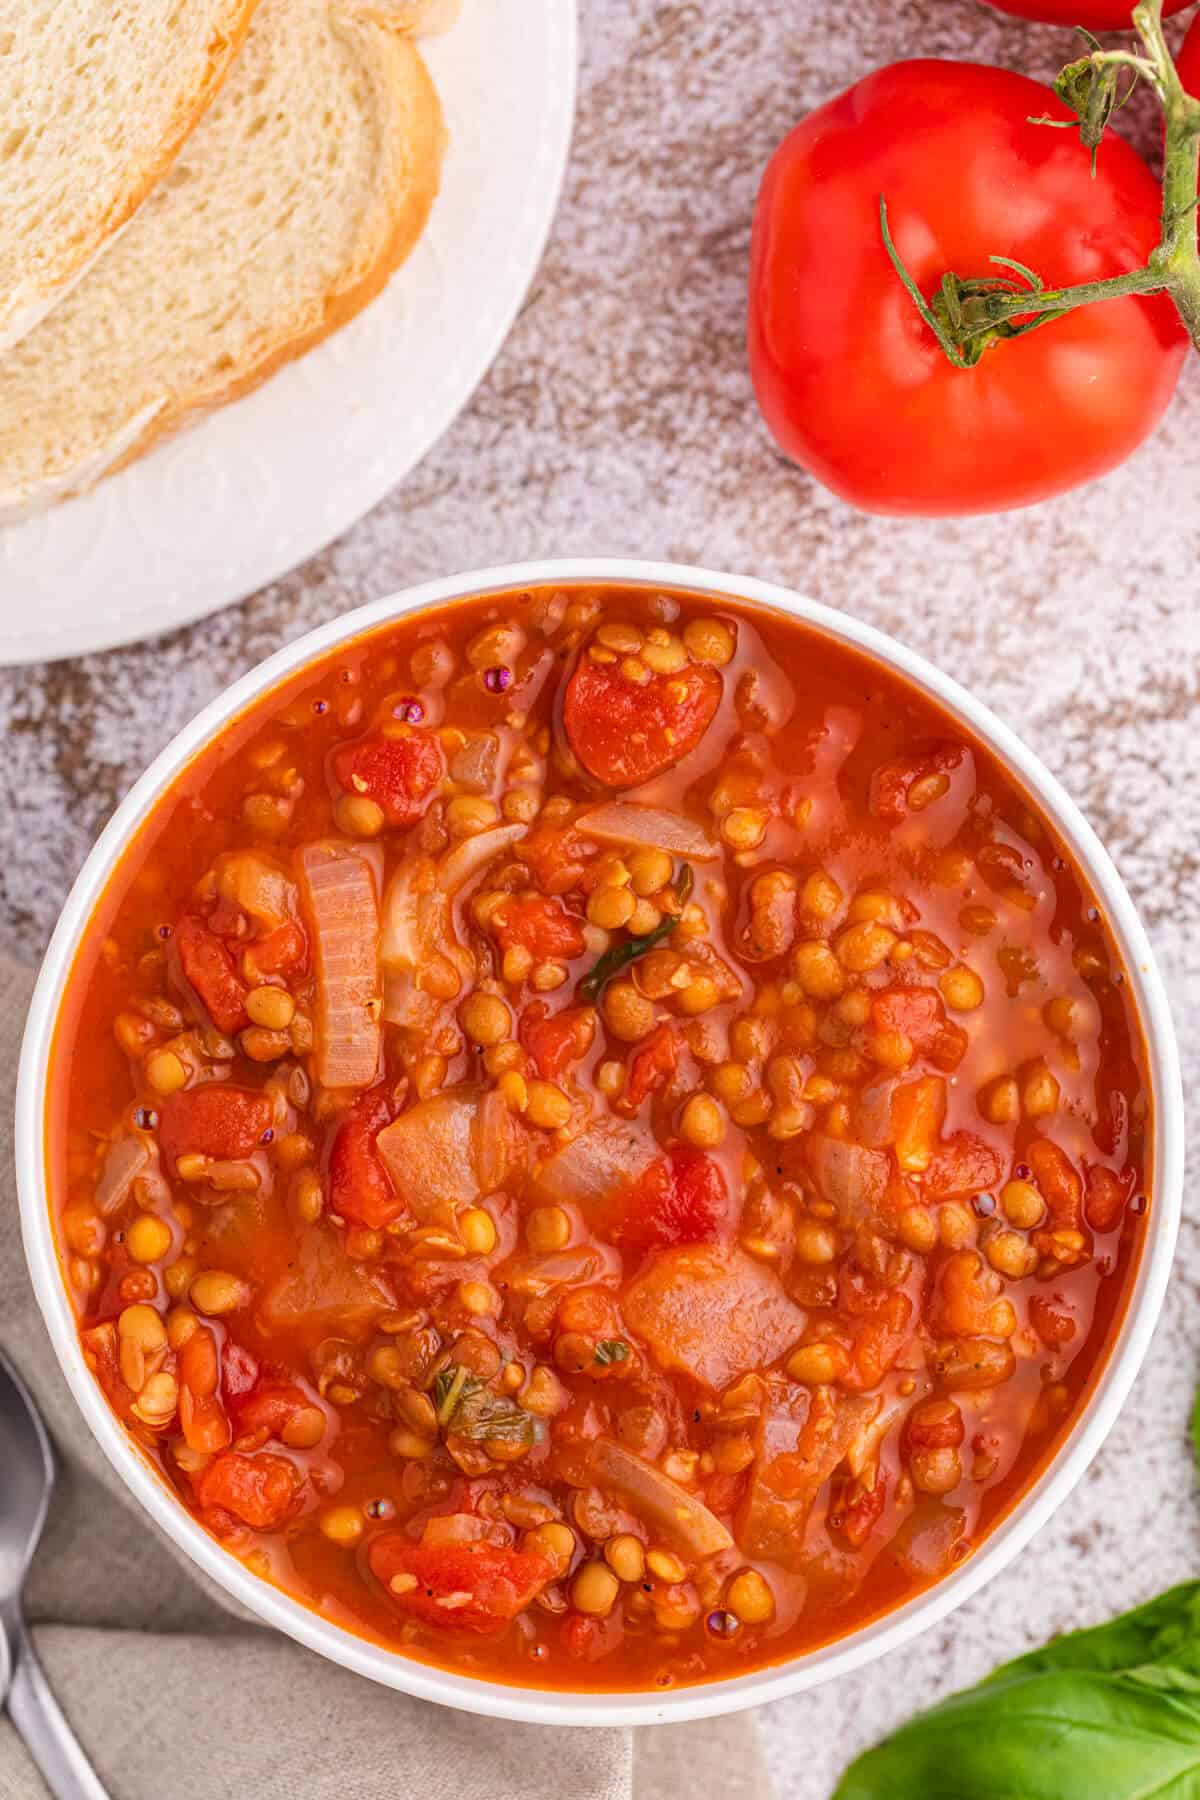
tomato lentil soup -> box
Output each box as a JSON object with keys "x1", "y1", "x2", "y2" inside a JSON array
[{"x1": 48, "y1": 584, "x2": 1151, "y2": 1693}]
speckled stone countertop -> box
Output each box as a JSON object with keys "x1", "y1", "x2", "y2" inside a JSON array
[{"x1": 0, "y1": 4, "x2": 1197, "y2": 1795}]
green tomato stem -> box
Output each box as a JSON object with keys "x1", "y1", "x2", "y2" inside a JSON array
[{"x1": 884, "y1": 0, "x2": 1200, "y2": 357}]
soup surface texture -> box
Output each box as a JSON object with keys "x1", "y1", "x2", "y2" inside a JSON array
[{"x1": 50, "y1": 585, "x2": 1150, "y2": 1692}]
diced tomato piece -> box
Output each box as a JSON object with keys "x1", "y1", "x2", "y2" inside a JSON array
[
  {"x1": 158, "y1": 1085, "x2": 273, "y2": 1165},
  {"x1": 563, "y1": 654, "x2": 723, "y2": 788},
  {"x1": 517, "y1": 824, "x2": 593, "y2": 895},
  {"x1": 833, "y1": 1472, "x2": 887, "y2": 1548},
  {"x1": 194, "y1": 1451, "x2": 300, "y2": 1530},
  {"x1": 494, "y1": 895, "x2": 586, "y2": 961},
  {"x1": 81, "y1": 1322, "x2": 135, "y2": 1420},
  {"x1": 519, "y1": 1002, "x2": 596, "y2": 1080},
  {"x1": 625, "y1": 1024, "x2": 680, "y2": 1109},
  {"x1": 1027, "y1": 1138, "x2": 1083, "y2": 1232},
  {"x1": 331, "y1": 729, "x2": 444, "y2": 829},
  {"x1": 175, "y1": 914, "x2": 249, "y2": 1033},
  {"x1": 249, "y1": 920, "x2": 308, "y2": 979},
  {"x1": 180, "y1": 1387, "x2": 232, "y2": 1455},
  {"x1": 842, "y1": 1291, "x2": 913, "y2": 1390},
  {"x1": 1028, "y1": 1293, "x2": 1077, "y2": 1347},
  {"x1": 603, "y1": 1146, "x2": 730, "y2": 1252},
  {"x1": 869, "y1": 745, "x2": 964, "y2": 825},
  {"x1": 929, "y1": 1250, "x2": 1000, "y2": 1338},
  {"x1": 234, "y1": 1383, "x2": 314, "y2": 1438},
  {"x1": 871, "y1": 988, "x2": 966, "y2": 1071},
  {"x1": 328, "y1": 1087, "x2": 404, "y2": 1230},
  {"x1": 892, "y1": 1076, "x2": 946, "y2": 1175},
  {"x1": 923, "y1": 1132, "x2": 1004, "y2": 1199},
  {"x1": 737, "y1": 1386, "x2": 877, "y2": 1567},
  {"x1": 367, "y1": 1536, "x2": 554, "y2": 1635},
  {"x1": 221, "y1": 1341, "x2": 260, "y2": 1404},
  {"x1": 562, "y1": 1610, "x2": 625, "y2": 1661}
]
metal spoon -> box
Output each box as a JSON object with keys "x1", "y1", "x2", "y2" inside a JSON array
[{"x1": 0, "y1": 1348, "x2": 109, "y2": 1798}]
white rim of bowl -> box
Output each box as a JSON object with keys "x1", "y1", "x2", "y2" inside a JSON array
[{"x1": 17, "y1": 558, "x2": 1184, "y2": 1728}]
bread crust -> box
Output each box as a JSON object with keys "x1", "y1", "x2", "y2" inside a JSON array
[
  {"x1": 0, "y1": 3, "x2": 447, "y2": 518},
  {"x1": 0, "y1": 0, "x2": 263, "y2": 354},
  {"x1": 382, "y1": 0, "x2": 464, "y2": 34}
]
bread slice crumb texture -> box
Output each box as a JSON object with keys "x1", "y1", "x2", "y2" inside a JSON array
[
  {"x1": 0, "y1": 0, "x2": 259, "y2": 352},
  {"x1": 0, "y1": 0, "x2": 445, "y2": 520}
]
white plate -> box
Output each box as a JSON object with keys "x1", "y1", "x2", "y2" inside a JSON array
[{"x1": 0, "y1": 3, "x2": 577, "y2": 666}]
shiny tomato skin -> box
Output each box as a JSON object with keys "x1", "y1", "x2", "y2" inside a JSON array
[
  {"x1": 158, "y1": 1084, "x2": 273, "y2": 1164},
  {"x1": 977, "y1": 0, "x2": 1190, "y2": 23},
  {"x1": 195, "y1": 1450, "x2": 300, "y2": 1530},
  {"x1": 331, "y1": 729, "x2": 443, "y2": 829},
  {"x1": 519, "y1": 1002, "x2": 595, "y2": 1080},
  {"x1": 625, "y1": 1023, "x2": 680, "y2": 1108},
  {"x1": 368, "y1": 1537, "x2": 554, "y2": 1634},
  {"x1": 328, "y1": 1087, "x2": 403, "y2": 1230},
  {"x1": 495, "y1": 895, "x2": 586, "y2": 960},
  {"x1": 604, "y1": 1146, "x2": 730, "y2": 1252},
  {"x1": 563, "y1": 655, "x2": 722, "y2": 788},
  {"x1": 175, "y1": 914, "x2": 248, "y2": 1034},
  {"x1": 748, "y1": 61, "x2": 1187, "y2": 516},
  {"x1": 1180, "y1": 14, "x2": 1200, "y2": 102}
]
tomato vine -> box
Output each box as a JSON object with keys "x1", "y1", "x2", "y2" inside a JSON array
[{"x1": 883, "y1": 0, "x2": 1200, "y2": 360}]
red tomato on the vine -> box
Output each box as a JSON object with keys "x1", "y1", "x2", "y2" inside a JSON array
[
  {"x1": 747, "y1": 60, "x2": 1187, "y2": 516},
  {"x1": 977, "y1": 0, "x2": 1191, "y2": 26},
  {"x1": 1179, "y1": 12, "x2": 1200, "y2": 99}
]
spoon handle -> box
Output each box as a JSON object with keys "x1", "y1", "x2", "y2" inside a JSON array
[{"x1": 6, "y1": 1622, "x2": 109, "y2": 1800}]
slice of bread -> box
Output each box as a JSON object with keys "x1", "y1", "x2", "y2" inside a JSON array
[
  {"x1": 0, "y1": 0, "x2": 445, "y2": 521},
  {"x1": 0, "y1": 0, "x2": 260, "y2": 353}
]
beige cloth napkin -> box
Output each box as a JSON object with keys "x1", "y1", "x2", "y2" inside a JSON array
[{"x1": 0, "y1": 957, "x2": 775, "y2": 1800}]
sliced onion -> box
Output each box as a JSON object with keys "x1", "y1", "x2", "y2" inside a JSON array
[
  {"x1": 844, "y1": 1393, "x2": 901, "y2": 1481},
  {"x1": 381, "y1": 826, "x2": 526, "y2": 1031},
  {"x1": 298, "y1": 841, "x2": 381, "y2": 1091},
  {"x1": 421, "y1": 1513, "x2": 508, "y2": 1547},
  {"x1": 376, "y1": 1089, "x2": 478, "y2": 1223},
  {"x1": 807, "y1": 1135, "x2": 890, "y2": 1228},
  {"x1": 500, "y1": 1243, "x2": 623, "y2": 1297},
  {"x1": 588, "y1": 1439, "x2": 732, "y2": 1557},
  {"x1": 95, "y1": 1134, "x2": 149, "y2": 1217},
  {"x1": 532, "y1": 1116, "x2": 655, "y2": 1207},
  {"x1": 375, "y1": 1085, "x2": 525, "y2": 1224},
  {"x1": 260, "y1": 1223, "x2": 392, "y2": 1331},
  {"x1": 475, "y1": 1087, "x2": 526, "y2": 1197},
  {"x1": 380, "y1": 856, "x2": 435, "y2": 972},
  {"x1": 436, "y1": 823, "x2": 527, "y2": 896},
  {"x1": 576, "y1": 803, "x2": 718, "y2": 861}
]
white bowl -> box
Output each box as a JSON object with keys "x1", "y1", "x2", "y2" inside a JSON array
[{"x1": 17, "y1": 559, "x2": 1184, "y2": 1727}]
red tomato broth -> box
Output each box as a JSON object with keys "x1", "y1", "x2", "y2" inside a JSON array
[{"x1": 46, "y1": 584, "x2": 1151, "y2": 1693}]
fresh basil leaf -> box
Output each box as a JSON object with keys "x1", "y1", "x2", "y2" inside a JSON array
[
  {"x1": 594, "y1": 1338, "x2": 630, "y2": 1366},
  {"x1": 834, "y1": 1583, "x2": 1200, "y2": 1800},
  {"x1": 578, "y1": 864, "x2": 693, "y2": 1003}
]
